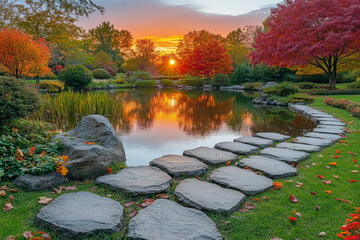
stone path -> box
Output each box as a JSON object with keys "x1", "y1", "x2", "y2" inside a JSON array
[{"x1": 35, "y1": 104, "x2": 347, "y2": 239}]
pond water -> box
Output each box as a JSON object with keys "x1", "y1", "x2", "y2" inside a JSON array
[{"x1": 37, "y1": 89, "x2": 317, "y2": 166}]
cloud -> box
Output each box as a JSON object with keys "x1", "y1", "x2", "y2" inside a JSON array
[{"x1": 77, "y1": 0, "x2": 272, "y2": 38}]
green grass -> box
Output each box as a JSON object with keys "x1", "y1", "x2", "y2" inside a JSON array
[
  {"x1": 1, "y1": 97, "x2": 360, "y2": 239},
  {"x1": 330, "y1": 94, "x2": 360, "y2": 103},
  {"x1": 23, "y1": 79, "x2": 60, "y2": 84}
]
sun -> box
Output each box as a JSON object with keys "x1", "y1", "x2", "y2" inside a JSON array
[{"x1": 169, "y1": 59, "x2": 175, "y2": 65}]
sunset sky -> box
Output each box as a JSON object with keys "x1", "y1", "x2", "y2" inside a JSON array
[{"x1": 78, "y1": 0, "x2": 282, "y2": 52}]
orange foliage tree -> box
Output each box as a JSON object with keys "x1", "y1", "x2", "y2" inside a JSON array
[
  {"x1": 177, "y1": 30, "x2": 233, "y2": 79},
  {"x1": 0, "y1": 28, "x2": 51, "y2": 81}
]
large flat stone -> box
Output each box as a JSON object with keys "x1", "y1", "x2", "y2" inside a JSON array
[
  {"x1": 317, "y1": 124, "x2": 345, "y2": 130},
  {"x1": 214, "y1": 142, "x2": 258, "y2": 155},
  {"x1": 35, "y1": 192, "x2": 123, "y2": 238},
  {"x1": 276, "y1": 142, "x2": 321, "y2": 152},
  {"x1": 292, "y1": 137, "x2": 334, "y2": 147},
  {"x1": 209, "y1": 166, "x2": 273, "y2": 196},
  {"x1": 313, "y1": 127, "x2": 344, "y2": 134},
  {"x1": 150, "y1": 155, "x2": 208, "y2": 177},
  {"x1": 96, "y1": 166, "x2": 171, "y2": 195},
  {"x1": 238, "y1": 156, "x2": 297, "y2": 178},
  {"x1": 260, "y1": 148, "x2": 310, "y2": 163},
  {"x1": 254, "y1": 132, "x2": 291, "y2": 142},
  {"x1": 183, "y1": 146, "x2": 238, "y2": 165},
  {"x1": 128, "y1": 199, "x2": 222, "y2": 240},
  {"x1": 304, "y1": 132, "x2": 343, "y2": 141},
  {"x1": 315, "y1": 118, "x2": 341, "y2": 122},
  {"x1": 14, "y1": 172, "x2": 65, "y2": 191},
  {"x1": 174, "y1": 179, "x2": 245, "y2": 213},
  {"x1": 234, "y1": 136, "x2": 274, "y2": 148}
]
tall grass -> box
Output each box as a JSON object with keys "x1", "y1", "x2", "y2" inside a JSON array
[{"x1": 33, "y1": 91, "x2": 124, "y2": 130}]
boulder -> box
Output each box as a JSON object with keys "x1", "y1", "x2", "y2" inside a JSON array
[
  {"x1": 14, "y1": 172, "x2": 65, "y2": 191},
  {"x1": 52, "y1": 115, "x2": 126, "y2": 179},
  {"x1": 259, "y1": 82, "x2": 278, "y2": 91}
]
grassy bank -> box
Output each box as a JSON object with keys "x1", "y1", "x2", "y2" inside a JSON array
[{"x1": 1, "y1": 97, "x2": 359, "y2": 240}]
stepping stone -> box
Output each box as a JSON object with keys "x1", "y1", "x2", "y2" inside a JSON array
[
  {"x1": 276, "y1": 142, "x2": 321, "y2": 152},
  {"x1": 304, "y1": 132, "x2": 343, "y2": 141},
  {"x1": 317, "y1": 124, "x2": 345, "y2": 130},
  {"x1": 209, "y1": 166, "x2": 273, "y2": 196},
  {"x1": 214, "y1": 142, "x2": 258, "y2": 155},
  {"x1": 310, "y1": 113, "x2": 334, "y2": 118},
  {"x1": 313, "y1": 127, "x2": 344, "y2": 134},
  {"x1": 35, "y1": 192, "x2": 123, "y2": 238},
  {"x1": 260, "y1": 148, "x2": 310, "y2": 164},
  {"x1": 238, "y1": 156, "x2": 297, "y2": 178},
  {"x1": 150, "y1": 154, "x2": 208, "y2": 177},
  {"x1": 14, "y1": 172, "x2": 65, "y2": 191},
  {"x1": 96, "y1": 166, "x2": 171, "y2": 195},
  {"x1": 254, "y1": 132, "x2": 291, "y2": 142},
  {"x1": 234, "y1": 136, "x2": 274, "y2": 148},
  {"x1": 319, "y1": 121, "x2": 346, "y2": 126},
  {"x1": 128, "y1": 199, "x2": 222, "y2": 240},
  {"x1": 174, "y1": 179, "x2": 245, "y2": 213},
  {"x1": 183, "y1": 146, "x2": 238, "y2": 165},
  {"x1": 292, "y1": 136, "x2": 334, "y2": 147},
  {"x1": 315, "y1": 117, "x2": 341, "y2": 122}
]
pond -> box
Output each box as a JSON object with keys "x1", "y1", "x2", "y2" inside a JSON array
[{"x1": 34, "y1": 89, "x2": 316, "y2": 166}]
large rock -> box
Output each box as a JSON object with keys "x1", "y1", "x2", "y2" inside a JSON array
[
  {"x1": 260, "y1": 147, "x2": 310, "y2": 163},
  {"x1": 304, "y1": 132, "x2": 343, "y2": 141},
  {"x1": 234, "y1": 136, "x2": 274, "y2": 148},
  {"x1": 14, "y1": 172, "x2": 65, "y2": 191},
  {"x1": 259, "y1": 82, "x2": 278, "y2": 91},
  {"x1": 174, "y1": 179, "x2": 245, "y2": 214},
  {"x1": 254, "y1": 132, "x2": 291, "y2": 142},
  {"x1": 209, "y1": 166, "x2": 273, "y2": 196},
  {"x1": 35, "y1": 192, "x2": 123, "y2": 238},
  {"x1": 52, "y1": 115, "x2": 126, "y2": 179},
  {"x1": 276, "y1": 142, "x2": 322, "y2": 152},
  {"x1": 150, "y1": 155, "x2": 208, "y2": 177},
  {"x1": 292, "y1": 136, "x2": 334, "y2": 147},
  {"x1": 214, "y1": 142, "x2": 258, "y2": 155},
  {"x1": 183, "y1": 146, "x2": 238, "y2": 165},
  {"x1": 128, "y1": 199, "x2": 222, "y2": 240},
  {"x1": 96, "y1": 166, "x2": 171, "y2": 196},
  {"x1": 238, "y1": 156, "x2": 297, "y2": 179}
]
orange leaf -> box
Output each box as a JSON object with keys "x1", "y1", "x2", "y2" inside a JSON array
[
  {"x1": 61, "y1": 155, "x2": 69, "y2": 162},
  {"x1": 325, "y1": 190, "x2": 332, "y2": 194},
  {"x1": 289, "y1": 194, "x2": 299, "y2": 203},
  {"x1": 56, "y1": 165, "x2": 68, "y2": 176},
  {"x1": 336, "y1": 198, "x2": 352, "y2": 203},
  {"x1": 273, "y1": 181, "x2": 283, "y2": 189},
  {"x1": 39, "y1": 151, "x2": 46, "y2": 157},
  {"x1": 349, "y1": 180, "x2": 358, "y2": 183},
  {"x1": 225, "y1": 160, "x2": 231, "y2": 166},
  {"x1": 329, "y1": 162, "x2": 337, "y2": 166},
  {"x1": 244, "y1": 202, "x2": 255, "y2": 210},
  {"x1": 317, "y1": 175, "x2": 325, "y2": 179},
  {"x1": 336, "y1": 150, "x2": 341, "y2": 154},
  {"x1": 289, "y1": 216, "x2": 297, "y2": 222},
  {"x1": 156, "y1": 193, "x2": 169, "y2": 199},
  {"x1": 331, "y1": 155, "x2": 341, "y2": 159},
  {"x1": 28, "y1": 146, "x2": 35, "y2": 156}
]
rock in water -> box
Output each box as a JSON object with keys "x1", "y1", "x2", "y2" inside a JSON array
[
  {"x1": 14, "y1": 172, "x2": 65, "y2": 191},
  {"x1": 35, "y1": 192, "x2": 123, "y2": 239},
  {"x1": 52, "y1": 115, "x2": 126, "y2": 179},
  {"x1": 127, "y1": 199, "x2": 223, "y2": 240}
]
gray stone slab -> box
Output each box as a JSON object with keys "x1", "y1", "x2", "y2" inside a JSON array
[
  {"x1": 14, "y1": 172, "x2": 65, "y2": 191},
  {"x1": 214, "y1": 142, "x2": 258, "y2": 155},
  {"x1": 292, "y1": 136, "x2": 334, "y2": 147},
  {"x1": 304, "y1": 132, "x2": 343, "y2": 141},
  {"x1": 234, "y1": 136, "x2": 274, "y2": 148},
  {"x1": 174, "y1": 179, "x2": 245, "y2": 213},
  {"x1": 313, "y1": 127, "x2": 344, "y2": 134},
  {"x1": 319, "y1": 121, "x2": 346, "y2": 126},
  {"x1": 150, "y1": 155, "x2": 208, "y2": 177},
  {"x1": 310, "y1": 113, "x2": 334, "y2": 118},
  {"x1": 96, "y1": 166, "x2": 171, "y2": 195},
  {"x1": 35, "y1": 192, "x2": 123, "y2": 238},
  {"x1": 209, "y1": 166, "x2": 273, "y2": 196},
  {"x1": 238, "y1": 156, "x2": 298, "y2": 178},
  {"x1": 260, "y1": 148, "x2": 310, "y2": 163},
  {"x1": 315, "y1": 117, "x2": 341, "y2": 122},
  {"x1": 254, "y1": 132, "x2": 291, "y2": 142},
  {"x1": 128, "y1": 199, "x2": 222, "y2": 240},
  {"x1": 276, "y1": 142, "x2": 321, "y2": 152},
  {"x1": 183, "y1": 147, "x2": 238, "y2": 165},
  {"x1": 317, "y1": 124, "x2": 345, "y2": 130}
]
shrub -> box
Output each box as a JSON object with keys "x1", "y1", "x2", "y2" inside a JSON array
[
  {"x1": 325, "y1": 97, "x2": 360, "y2": 118},
  {"x1": 287, "y1": 93, "x2": 314, "y2": 103},
  {"x1": 211, "y1": 73, "x2": 230, "y2": 87},
  {"x1": 130, "y1": 71, "x2": 152, "y2": 81},
  {"x1": 0, "y1": 77, "x2": 41, "y2": 124},
  {"x1": 135, "y1": 80, "x2": 157, "y2": 88},
  {"x1": 58, "y1": 65, "x2": 92, "y2": 90},
  {"x1": 295, "y1": 74, "x2": 329, "y2": 83},
  {"x1": 347, "y1": 78, "x2": 360, "y2": 89},
  {"x1": 309, "y1": 89, "x2": 360, "y2": 95},
  {"x1": 104, "y1": 66, "x2": 117, "y2": 76},
  {"x1": 54, "y1": 65, "x2": 64, "y2": 75},
  {"x1": 45, "y1": 72, "x2": 58, "y2": 79},
  {"x1": 342, "y1": 69, "x2": 360, "y2": 82},
  {"x1": 243, "y1": 82, "x2": 263, "y2": 90},
  {"x1": 160, "y1": 79, "x2": 175, "y2": 86},
  {"x1": 178, "y1": 77, "x2": 203, "y2": 86},
  {"x1": 0, "y1": 119, "x2": 62, "y2": 179},
  {"x1": 92, "y1": 68, "x2": 112, "y2": 79},
  {"x1": 295, "y1": 82, "x2": 318, "y2": 89},
  {"x1": 39, "y1": 80, "x2": 65, "y2": 93},
  {"x1": 263, "y1": 82, "x2": 299, "y2": 96}
]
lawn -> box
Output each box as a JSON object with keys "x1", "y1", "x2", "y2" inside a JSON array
[
  {"x1": 1, "y1": 97, "x2": 359, "y2": 240},
  {"x1": 331, "y1": 94, "x2": 360, "y2": 103}
]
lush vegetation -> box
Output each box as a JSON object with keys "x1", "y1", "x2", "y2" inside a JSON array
[
  {"x1": 39, "y1": 80, "x2": 65, "y2": 93},
  {"x1": 263, "y1": 82, "x2": 300, "y2": 97},
  {"x1": 92, "y1": 68, "x2": 112, "y2": 79},
  {"x1": 211, "y1": 73, "x2": 230, "y2": 87},
  {"x1": 160, "y1": 79, "x2": 175, "y2": 86},
  {"x1": 325, "y1": 97, "x2": 360, "y2": 118},
  {"x1": 58, "y1": 65, "x2": 93, "y2": 90},
  {"x1": 134, "y1": 80, "x2": 157, "y2": 88},
  {"x1": 178, "y1": 76, "x2": 203, "y2": 86}
]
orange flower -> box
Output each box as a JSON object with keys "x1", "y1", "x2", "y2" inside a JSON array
[
  {"x1": 329, "y1": 162, "x2": 337, "y2": 166},
  {"x1": 56, "y1": 165, "x2": 68, "y2": 176},
  {"x1": 62, "y1": 155, "x2": 69, "y2": 162}
]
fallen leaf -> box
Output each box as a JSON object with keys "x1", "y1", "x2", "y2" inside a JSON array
[
  {"x1": 314, "y1": 205, "x2": 320, "y2": 211},
  {"x1": 239, "y1": 208, "x2": 249, "y2": 213},
  {"x1": 223, "y1": 221, "x2": 230, "y2": 225},
  {"x1": 289, "y1": 194, "x2": 299, "y2": 203},
  {"x1": 336, "y1": 150, "x2": 341, "y2": 154},
  {"x1": 173, "y1": 179, "x2": 182, "y2": 183},
  {"x1": 329, "y1": 162, "x2": 337, "y2": 166},
  {"x1": 311, "y1": 192, "x2": 317, "y2": 195},
  {"x1": 317, "y1": 175, "x2": 325, "y2": 179},
  {"x1": 349, "y1": 180, "x2": 358, "y2": 183},
  {"x1": 225, "y1": 160, "x2": 231, "y2": 166},
  {"x1": 9, "y1": 189, "x2": 17, "y2": 193},
  {"x1": 84, "y1": 179, "x2": 91, "y2": 183},
  {"x1": 289, "y1": 216, "x2": 297, "y2": 222},
  {"x1": 336, "y1": 198, "x2": 352, "y2": 203},
  {"x1": 39, "y1": 232, "x2": 51, "y2": 239},
  {"x1": 319, "y1": 232, "x2": 326, "y2": 236},
  {"x1": 305, "y1": 165, "x2": 310, "y2": 168},
  {"x1": 270, "y1": 237, "x2": 283, "y2": 240},
  {"x1": 273, "y1": 181, "x2": 283, "y2": 189},
  {"x1": 38, "y1": 197, "x2": 53, "y2": 205},
  {"x1": 64, "y1": 185, "x2": 77, "y2": 191},
  {"x1": 3, "y1": 201, "x2": 13, "y2": 212},
  {"x1": 156, "y1": 193, "x2": 169, "y2": 199},
  {"x1": 8, "y1": 195, "x2": 14, "y2": 201},
  {"x1": 333, "y1": 175, "x2": 339, "y2": 179},
  {"x1": 285, "y1": 180, "x2": 293, "y2": 183},
  {"x1": 318, "y1": 155, "x2": 323, "y2": 158},
  {"x1": 0, "y1": 185, "x2": 8, "y2": 190},
  {"x1": 129, "y1": 211, "x2": 138, "y2": 218},
  {"x1": 140, "y1": 199, "x2": 155, "y2": 208},
  {"x1": 91, "y1": 186, "x2": 98, "y2": 191},
  {"x1": 348, "y1": 151, "x2": 357, "y2": 156},
  {"x1": 124, "y1": 201, "x2": 134, "y2": 207},
  {"x1": 107, "y1": 167, "x2": 112, "y2": 174},
  {"x1": 244, "y1": 202, "x2": 255, "y2": 210},
  {"x1": 15, "y1": 148, "x2": 24, "y2": 158},
  {"x1": 195, "y1": 176, "x2": 203, "y2": 181},
  {"x1": 23, "y1": 231, "x2": 34, "y2": 239},
  {"x1": 354, "y1": 158, "x2": 357, "y2": 163},
  {"x1": 351, "y1": 170, "x2": 359, "y2": 173},
  {"x1": 262, "y1": 196, "x2": 268, "y2": 201},
  {"x1": 331, "y1": 155, "x2": 341, "y2": 159},
  {"x1": 323, "y1": 180, "x2": 332, "y2": 185},
  {"x1": 6, "y1": 236, "x2": 16, "y2": 240},
  {"x1": 0, "y1": 190, "x2": 6, "y2": 197},
  {"x1": 54, "y1": 186, "x2": 64, "y2": 194},
  {"x1": 295, "y1": 212, "x2": 302, "y2": 218},
  {"x1": 295, "y1": 181, "x2": 303, "y2": 188},
  {"x1": 325, "y1": 190, "x2": 332, "y2": 194},
  {"x1": 28, "y1": 146, "x2": 35, "y2": 156}
]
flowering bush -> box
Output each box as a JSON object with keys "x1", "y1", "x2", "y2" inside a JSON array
[
  {"x1": 337, "y1": 207, "x2": 360, "y2": 239},
  {"x1": 325, "y1": 97, "x2": 360, "y2": 118}
]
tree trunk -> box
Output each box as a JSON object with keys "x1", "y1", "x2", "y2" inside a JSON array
[{"x1": 329, "y1": 75, "x2": 336, "y2": 90}]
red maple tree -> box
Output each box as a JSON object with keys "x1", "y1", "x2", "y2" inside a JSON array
[
  {"x1": 0, "y1": 28, "x2": 51, "y2": 81},
  {"x1": 177, "y1": 30, "x2": 233, "y2": 79},
  {"x1": 250, "y1": 0, "x2": 360, "y2": 89}
]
